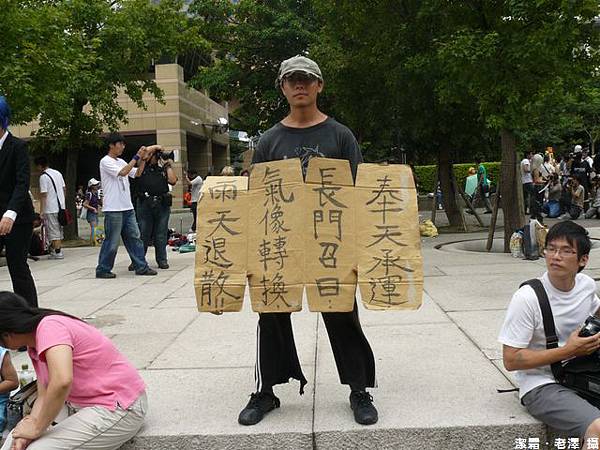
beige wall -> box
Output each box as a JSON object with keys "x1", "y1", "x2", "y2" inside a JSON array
[{"x1": 13, "y1": 63, "x2": 230, "y2": 207}]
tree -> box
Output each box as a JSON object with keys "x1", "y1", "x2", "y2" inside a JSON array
[
  {"x1": 571, "y1": 81, "x2": 600, "y2": 155},
  {"x1": 432, "y1": 0, "x2": 600, "y2": 249},
  {"x1": 311, "y1": 0, "x2": 497, "y2": 227},
  {"x1": 1, "y1": 0, "x2": 204, "y2": 239},
  {"x1": 188, "y1": 0, "x2": 317, "y2": 135}
]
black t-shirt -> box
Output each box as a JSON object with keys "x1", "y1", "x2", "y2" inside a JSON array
[
  {"x1": 571, "y1": 159, "x2": 591, "y2": 187},
  {"x1": 252, "y1": 117, "x2": 363, "y2": 181},
  {"x1": 137, "y1": 163, "x2": 169, "y2": 196}
]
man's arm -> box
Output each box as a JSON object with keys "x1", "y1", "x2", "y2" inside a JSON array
[
  {"x1": 503, "y1": 330, "x2": 600, "y2": 371},
  {"x1": 340, "y1": 127, "x2": 363, "y2": 182},
  {"x1": 163, "y1": 161, "x2": 178, "y2": 185},
  {"x1": 0, "y1": 139, "x2": 31, "y2": 235},
  {"x1": 118, "y1": 147, "x2": 146, "y2": 177},
  {"x1": 6, "y1": 139, "x2": 31, "y2": 215},
  {"x1": 39, "y1": 192, "x2": 47, "y2": 218}
]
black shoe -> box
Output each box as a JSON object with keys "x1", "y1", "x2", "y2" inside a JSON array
[
  {"x1": 128, "y1": 263, "x2": 135, "y2": 271},
  {"x1": 158, "y1": 262, "x2": 169, "y2": 269},
  {"x1": 136, "y1": 267, "x2": 157, "y2": 276},
  {"x1": 238, "y1": 392, "x2": 280, "y2": 426},
  {"x1": 96, "y1": 272, "x2": 117, "y2": 279},
  {"x1": 349, "y1": 391, "x2": 378, "y2": 425}
]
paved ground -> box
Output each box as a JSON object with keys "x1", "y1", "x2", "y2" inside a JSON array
[{"x1": 3, "y1": 212, "x2": 600, "y2": 449}]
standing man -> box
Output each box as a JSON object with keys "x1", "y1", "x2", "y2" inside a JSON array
[
  {"x1": 95, "y1": 133, "x2": 157, "y2": 278},
  {"x1": 0, "y1": 96, "x2": 38, "y2": 307},
  {"x1": 521, "y1": 151, "x2": 533, "y2": 214},
  {"x1": 135, "y1": 146, "x2": 177, "y2": 269},
  {"x1": 34, "y1": 156, "x2": 66, "y2": 260},
  {"x1": 238, "y1": 55, "x2": 377, "y2": 427},
  {"x1": 186, "y1": 169, "x2": 203, "y2": 232}
]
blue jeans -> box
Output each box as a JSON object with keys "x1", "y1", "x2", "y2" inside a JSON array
[
  {"x1": 96, "y1": 210, "x2": 149, "y2": 275},
  {"x1": 137, "y1": 198, "x2": 170, "y2": 265}
]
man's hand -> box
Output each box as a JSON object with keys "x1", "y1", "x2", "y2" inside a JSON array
[
  {"x1": 137, "y1": 146, "x2": 147, "y2": 160},
  {"x1": 0, "y1": 216, "x2": 15, "y2": 236},
  {"x1": 565, "y1": 328, "x2": 600, "y2": 357},
  {"x1": 11, "y1": 436, "x2": 32, "y2": 450},
  {"x1": 13, "y1": 416, "x2": 44, "y2": 440}
]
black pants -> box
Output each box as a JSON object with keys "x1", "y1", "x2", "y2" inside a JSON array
[
  {"x1": 0, "y1": 222, "x2": 38, "y2": 307},
  {"x1": 530, "y1": 184, "x2": 545, "y2": 222},
  {"x1": 523, "y1": 182, "x2": 533, "y2": 213},
  {"x1": 190, "y1": 202, "x2": 198, "y2": 232},
  {"x1": 255, "y1": 301, "x2": 376, "y2": 394}
]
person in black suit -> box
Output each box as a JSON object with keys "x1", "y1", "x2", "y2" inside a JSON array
[{"x1": 0, "y1": 96, "x2": 38, "y2": 307}]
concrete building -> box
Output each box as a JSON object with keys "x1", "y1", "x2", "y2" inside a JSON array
[{"x1": 12, "y1": 63, "x2": 229, "y2": 207}]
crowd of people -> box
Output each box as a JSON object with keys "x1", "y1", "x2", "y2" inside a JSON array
[
  {"x1": 521, "y1": 146, "x2": 600, "y2": 223},
  {"x1": 0, "y1": 54, "x2": 381, "y2": 449},
  {"x1": 5, "y1": 51, "x2": 600, "y2": 448}
]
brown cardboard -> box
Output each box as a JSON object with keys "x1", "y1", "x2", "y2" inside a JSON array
[
  {"x1": 247, "y1": 159, "x2": 305, "y2": 313},
  {"x1": 194, "y1": 176, "x2": 248, "y2": 313},
  {"x1": 355, "y1": 164, "x2": 423, "y2": 310},
  {"x1": 304, "y1": 158, "x2": 356, "y2": 312},
  {"x1": 193, "y1": 161, "x2": 423, "y2": 313}
]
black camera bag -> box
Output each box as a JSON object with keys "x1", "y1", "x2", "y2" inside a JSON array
[{"x1": 522, "y1": 279, "x2": 600, "y2": 401}]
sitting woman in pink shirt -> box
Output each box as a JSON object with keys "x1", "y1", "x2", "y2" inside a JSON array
[{"x1": 0, "y1": 292, "x2": 147, "y2": 450}]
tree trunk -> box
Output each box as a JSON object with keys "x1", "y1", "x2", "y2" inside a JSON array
[
  {"x1": 500, "y1": 128, "x2": 525, "y2": 252},
  {"x1": 62, "y1": 98, "x2": 87, "y2": 240},
  {"x1": 438, "y1": 151, "x2": 462, "y2": 227}
]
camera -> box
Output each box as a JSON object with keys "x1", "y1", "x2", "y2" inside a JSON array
[
  {"x1": 579, "y1": 316, "x2": 600, "y2": 338},
  {"x1": 156, "y1": 150, "x2": 175, "y2": 161}
]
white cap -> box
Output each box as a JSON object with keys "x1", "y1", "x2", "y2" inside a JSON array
[
  {"x1": 574, "y1": 144, "x2": 583, "y2": 153},
  {"x1": 88, "y1": 178, "x2": 100, "y2": 187}
]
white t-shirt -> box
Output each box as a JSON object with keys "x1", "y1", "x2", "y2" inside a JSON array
[
  {"x1": 586, "y1": 156, "x2": 594, "y2": 169},
  {"x1": 498, "y1": 272, "x2": 600, "y2": 398},
  {"x1": 99, "y1": 155, "x2": 136, "y2": 212},
  {"x1": 521, "y1": 158, "x2": 532, "y2": 184},
  {"x1": 190, "y1": 176, "x2": 204, "y2": 202},
  {"x1": 39, "y1": 168, "x2": 66, "y2": 214}
]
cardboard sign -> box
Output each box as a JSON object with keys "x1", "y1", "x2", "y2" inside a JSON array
[
  {"x1": 304, "y1": 158, "x2": 356, "y2": 312},
  {"x1": 355, "y1": 164, "x2": 423, "y2": 310},
  {"x1": 193, "y1": 159, "x2": 423, "y2": 313},
  {"x1": 194, "y1": 176, "x2": 248, "y2": 313},
  {"x1": 247, "y1": 159, "x2": 305, "y2": 313}
]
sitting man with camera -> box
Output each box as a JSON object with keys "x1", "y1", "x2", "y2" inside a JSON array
[
  {"x1": 134, "y1": 145, "x2": 177, "y2": 269},
  {"x1": 499, "y1": 221, "x2": 600, "y2": 446},
  {"x1": 560, "y1": 177, "x2": 585, "y2": 220}
]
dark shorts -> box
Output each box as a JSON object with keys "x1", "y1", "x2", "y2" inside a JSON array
[
  {"x1": 86, "y1": 211, "x2": 98, "y2": 225},
  {"x1": 522, "y1": 383, "x2": 600, "y2": 438}
]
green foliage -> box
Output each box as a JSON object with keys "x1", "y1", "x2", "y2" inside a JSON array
[
  {"x1": 432, "y1": 0, "x2": 600, "y2": 138},
  {"x1": 188, "y1": 0, "x2": 317, "y2": 135},
  {"x1": 1, "y1": 0, "x2": 204, "y2": 148},
  {"x1": 310, "y1": 0, "x2": 499, "y2": 164},
  {"x1": 414, "y1": 162, "x2": 500, "y2": 194}
]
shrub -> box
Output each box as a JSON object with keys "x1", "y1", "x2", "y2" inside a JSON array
[{"x1": 414, "y1": 162, "x2": 501, "y2": 193}]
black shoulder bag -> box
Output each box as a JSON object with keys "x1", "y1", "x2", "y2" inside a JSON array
[
  {"x1": 42, "y1": 172, "x2": 73, "y2": 226},
  {"x1": 521, "y1": 279, "x2": 600, "y2": 401}
]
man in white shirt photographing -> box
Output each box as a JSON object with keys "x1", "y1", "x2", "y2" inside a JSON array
[
  {"x1": 95, "y1": 133, "x2": 157, "y2": 278},
  {"x1": 499, "y1": 221, "x2": 600, "y2": 447}
]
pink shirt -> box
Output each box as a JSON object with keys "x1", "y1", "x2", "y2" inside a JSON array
[{"x1": 28, "y1": 315, "x2": 145, "y2": 410}]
